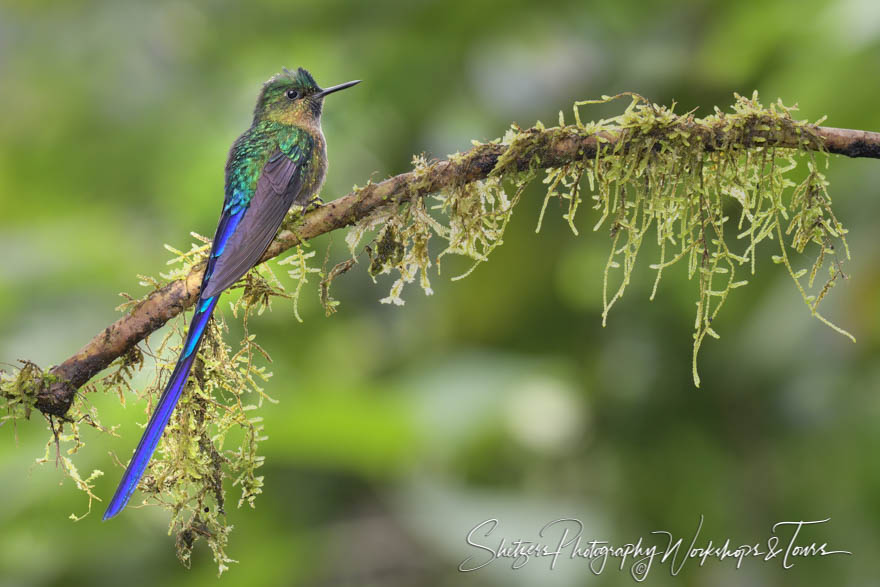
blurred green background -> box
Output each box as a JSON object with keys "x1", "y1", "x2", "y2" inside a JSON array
[{"x1": 2, "y1": 0, "x2": 879, "y2": 585}]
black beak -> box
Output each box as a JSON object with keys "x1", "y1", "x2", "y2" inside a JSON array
[{"x1": 315, "y1": 80, "x2": 361, "y2": 98}]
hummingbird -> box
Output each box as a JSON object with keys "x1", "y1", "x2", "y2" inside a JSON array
[{"x1": 103, "y1": 67, "x2": 360, "y2": 520}]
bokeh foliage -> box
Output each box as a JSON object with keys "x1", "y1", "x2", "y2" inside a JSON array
[{"x1": 2, "y1": 0, "x2": 880, "y2": 585}]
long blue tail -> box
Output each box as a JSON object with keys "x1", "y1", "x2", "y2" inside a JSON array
[{"x1": 103, "y1": 294, "x2": 220, "y2": 520}]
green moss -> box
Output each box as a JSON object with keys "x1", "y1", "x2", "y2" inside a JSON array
[
  {"x1": 561, "y1": 92, "x2": 851, "y2": 385},
  {"x1": 77, "y1": 234, "x2": 286, "y2": 574},
  {"x1": 0, "y1": 360, "x2": 44, "y2": 422},
  {"x1": 345, "y1": 152, "x2": 528, "y2": 303},
  {"x1": 148, "y1": 250, "x2": 286, "y2": 573},
  {"x1": 1, "y1": 361, "x2": 108, "y2": 521}
]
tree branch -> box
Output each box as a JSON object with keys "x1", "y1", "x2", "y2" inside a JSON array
[{"x1": 36, "y1": 120, "x2": 880, "y2": 416}]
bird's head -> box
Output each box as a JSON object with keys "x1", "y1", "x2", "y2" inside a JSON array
[{"x1": 253, "y1": 67, "x2": 360, "y2": 128}]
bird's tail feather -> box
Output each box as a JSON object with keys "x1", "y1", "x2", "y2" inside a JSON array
[{"x1": 103, "y1": 294, "x2": 220, "y2": 520}]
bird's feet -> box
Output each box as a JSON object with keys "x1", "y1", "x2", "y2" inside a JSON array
[{"x1": 299, "y1": 195, "x2": 325, "y2": 215}]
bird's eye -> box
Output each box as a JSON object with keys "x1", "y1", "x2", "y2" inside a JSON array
[{"x1": 286, "y1": 89, "x2": 299, "y2": 100}]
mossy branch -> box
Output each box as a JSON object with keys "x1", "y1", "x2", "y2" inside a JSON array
[
  {"x1": 4, "y1": 91, "x2": 877, "y2": 570},
  {"x1": 32, "y1": 99, "x2": 880, "y2": 416}
]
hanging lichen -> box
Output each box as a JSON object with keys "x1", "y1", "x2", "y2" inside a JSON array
[{"x1": 345, "y1": 91, "x2": 850, "y2": 385}]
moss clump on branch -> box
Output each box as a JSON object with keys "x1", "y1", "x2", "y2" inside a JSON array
[
  {"x1": 3, "y1": 91, "x2": 853, "y2": 571},
  {"x1": 1, "y1": 361, "x2": 108, "y2": 521},
  {"x1": 347, "y1": 152, "x2": 528, "y2": 304},
  {"x1": 580, "y1": 92, "x2": 851, "y2": 384},
  {"x1": 1, "y1": 360, "x2": 44, "y2": 423}
]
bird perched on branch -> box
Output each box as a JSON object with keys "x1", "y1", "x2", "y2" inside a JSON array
[{"x1": 103, "y1": 67, "x2": 360, "y2": 520}]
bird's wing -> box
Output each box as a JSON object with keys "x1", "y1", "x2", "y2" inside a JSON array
[{"x1": 201, "y1": 147, "x2": 309, "y2": 299}]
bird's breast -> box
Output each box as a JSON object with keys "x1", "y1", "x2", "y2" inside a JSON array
[{"x1": 301, "y1": 131, "x2": 328, "y2": 198}]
